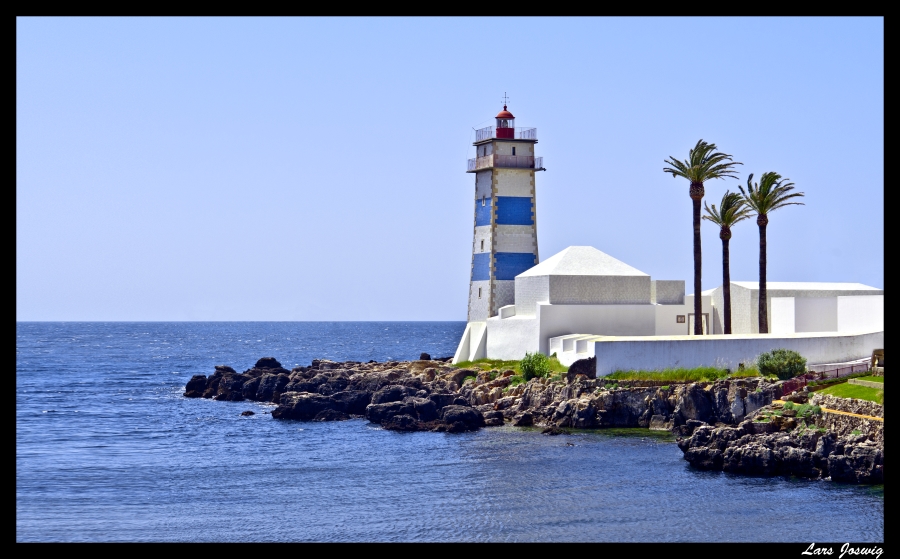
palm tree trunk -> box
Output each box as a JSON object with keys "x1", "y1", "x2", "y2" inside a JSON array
[
  {"x1": 722, "y1": 236, "x2": 731, "y2": 335},
  {"x1": 758, "y1": 219, "x2": 768, "y2": 334},
  {"x1": 692, "y1": 194, "x2": 703, "y2": 335}
]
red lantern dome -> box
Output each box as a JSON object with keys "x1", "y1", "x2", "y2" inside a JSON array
[{"x1": 495, "y1": 105, "x2": 515, "y2": 138}]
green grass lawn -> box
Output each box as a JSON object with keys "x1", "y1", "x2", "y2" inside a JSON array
[
  {"x1": 854, "y1": 375, "x2": 884, "y2": 383},
  {"x1": 605, "y1": 366, "x2": 771, "y2": 383},
  {"x1": 817, "y1": 382, "x2": 884, "y2": 405},
  {"x1": 453, "y1": 356, "x2": 569, "y2": 376}
]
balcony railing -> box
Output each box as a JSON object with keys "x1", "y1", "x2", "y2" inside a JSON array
[
  {"x1": 474, "y1": 126, "x2": 538, "y2": 142},
  {"x1": 467, "y1": 154, "x2": 545, "y2": 172}
]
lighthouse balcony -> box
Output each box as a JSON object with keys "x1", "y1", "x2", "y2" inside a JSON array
[
  {"x1": 474, "y1": 126, "x2": 538, "y2": 142},
  {"x1": 467, "y1": 155, "x2": 545, "y2": 173}
]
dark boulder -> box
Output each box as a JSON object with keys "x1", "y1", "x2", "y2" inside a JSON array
[
  {"x1": 405, "y1": 397, "x2": 438, "y2": 422},
  {"x1": 428, "y1": 393, "x2": 458, "y2": 410},
  {"x1": 542, "y1": 426, "x2": 567, "y2": 435},
  {"x1": 566, "y1": 356, "x2": 596, "y2": 382},
  {"x1": 284, "y1": 380, "x2": 320, "y2": 393},
  {"x1": 255, "y1": 357, "x2": 282, "y2": 369},
  {"x1": 440, "y1": 405, "x2": 485, "y2": 431},
  {"x1": 371, "y1": 385, "x2": 416, "y2": 405},
  {"x1": 184, "y1": 375, "x2": 208, "y2": 398},
  {"x1": 240, "y1": 410, "x2": 255, "y2": 416},
  {"x1": 365, "y1": 401, "x2": 415, "y2": 424},
  {"x1": 256, "y1": 373, "x2": 291, "y2": 403},
  {"x1": 828, "y1": 445, "x2": 884, "y2": 484},
  {"x1": 330, "y1": 390, "x2": 372, "y2": 415},
  {"x1": 213, "y1": 372, "x2": 252, "y2": 401},
  {"x1": 313, "y1": 409, "x2": 350, "y2": 422},
  {"x1": 419, "y1": 352, "x2": 431, "y2": 360},
  {"x1": 382, "y1": 414, "x2": 421, "y2": 431},
  {"x1": 273, "y1": 392, "x2": 335, "y2": 421},
  {"x1": 241, "y1": 376, "x2": 262, "y2": 400},
  {"x1": 215, "y1": 365, "x2": 237, "y2": 374},
  {"x1": 482, "y1": 410, "x2": 504, "y2": 426},
  {"x1": 316, "y1": 378, "x2": 350, "y2": 396},
  {"x1": 512, "y1": 412, "x2": 533, "y2": 426}
]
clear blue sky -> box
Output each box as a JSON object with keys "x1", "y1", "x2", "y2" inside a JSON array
[{"x1": 17, "y1": 17, "x2": 883, "y2": 321}]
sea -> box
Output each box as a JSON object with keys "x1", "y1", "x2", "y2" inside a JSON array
[{"x1": 16, "y1": 322, "x2": 884, "y2": 542}]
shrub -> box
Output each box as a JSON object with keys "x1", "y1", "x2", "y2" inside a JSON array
[
  {"x1": 757, "y1": 348, "x2": 807, "y2": 380},
  {"x1": 520, "y1": 352, "x2": 551, "y2": 381}
]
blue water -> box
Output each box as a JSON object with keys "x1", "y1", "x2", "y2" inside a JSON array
[{"x1": 16, "y1": 322, "x2": 884, "y2": 542}]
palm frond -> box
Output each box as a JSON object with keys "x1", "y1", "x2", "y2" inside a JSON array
[
  {"x1": 704, "y1": 190, "x2": 752, "y2": 227},
  {"x1": 664, "y1": 139, "x2": 742, "y2": 183},
  {"x1": 740, "y1": 172, "x2": 805, "y2": 215}
]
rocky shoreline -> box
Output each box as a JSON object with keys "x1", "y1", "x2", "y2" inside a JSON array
[{"x1": 184, "y1": 357, "x2": 884, "y2": 483}]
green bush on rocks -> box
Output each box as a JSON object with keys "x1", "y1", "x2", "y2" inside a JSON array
[
  {"x1": 520, "y1": 352, "x2": 551, "y2": 381},
  {"x1": 757, "y1": 348, "x2": 807, "y2": 380}
]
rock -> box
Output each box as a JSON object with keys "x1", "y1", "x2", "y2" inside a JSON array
[
  {"x1": 313, "y1": 409, "x2": 350, "y2": 422},
  {"x1": 241, "y1": 376, "x2": 262, "y2": 400},
  {"x1": 329, "y1": 390, "x2": 372, "y2": 415},
  {"x1": 443, "y1": 369, "x2": 477, "y2": 387},
  {"x1": 184, "y1": 375, "x2": 208, "y2": 398},
  {"x1": 482, "y1": 410, "x2": 504, "y2": 426},
  {"x1": 273, "y1": 392, "x2": 335, "y2": 421},
  {"x1": 440, "y1": 405, "x2": 485, "y2": 431},
  {"x1": 215, "y1": 365, "x2": 237, "y2": 374},
  {"x1": 649, "y1": 414, "x2": 671, "y2": 431},
  {"x1": 365, "y1": 401, "x2": 415, "y2": 424},
  {"x1": 254, "y1": 357, "x2": 282, "y2": 369},
  {"x1": 371, "y1": 385, "x2": 416, "y2": 405},
  {"x1": 428, "y1": 393, "x2": 458, "y2": 410},
  {"x1": 566, "y1": 356, "x2": 596, "y2": 382},
  {"x1": 240, "y1": 410, "x2": 255, "y2": 416},
  {"x1": 784, "y1": 392, "x2": 808, "y2": 404},
  {"x1": 382, "y1": 414, "x2": 420, "y2": 431},
  {"x1": 512, "y1": 412, "x2": 533, "y2": 426},
  {"x1": 419, "y1": 352, "x2": 431, "y2": 360},
  {"x1": 406, "y1": 397, "x2": 438, "y2": 422},
  {"x1": 256, "y1": 373, "x2": 291, "y2": 403},
  {"x1": 542, "y1": 426, "x2": 566, "y2": 435}
]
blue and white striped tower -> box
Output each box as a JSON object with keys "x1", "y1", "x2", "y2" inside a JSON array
[{"x1": 466, "y1": 103, "x2": 545, "y2": 322}]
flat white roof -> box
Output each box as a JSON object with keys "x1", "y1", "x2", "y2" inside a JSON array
[
  {"x1": 729, "y1": 281, "x2": 881, "y2": 291},
  {"x1": 518, "y1": 246, "x2": 648, "y2": 278}
]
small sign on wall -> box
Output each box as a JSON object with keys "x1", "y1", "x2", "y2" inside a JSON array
[{"x1": 676, "y1": 315, "x2": 686, "y2": 323}]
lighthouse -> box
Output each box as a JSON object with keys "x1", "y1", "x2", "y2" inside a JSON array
[{"x1": 466, "y1": 101, "x2": 545, "y2": 323}]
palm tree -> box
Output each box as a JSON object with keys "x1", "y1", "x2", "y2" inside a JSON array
[
  {"x1": 739, "y1": 172, "x2": 805, "y2": 333},
  {"x1": 664, "y1": 140, "x2": 742, "y2": 334},
  {"x1": 703, "y1": 191, "x2": 752, "y2": 334}
]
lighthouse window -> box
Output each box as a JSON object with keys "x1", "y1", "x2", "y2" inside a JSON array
[
  {"x1": 478, "y1": 287, "x2": 482, "y2": 298},
  {"x1": 481, "y1": 196, "x2": 485, "y2": 207},
  {"x1": 480, "y1": 239, "x2": 484, "y2": 251},
  {"x1": 512, "y1": 147, "x2": 516, "y2": 156}
]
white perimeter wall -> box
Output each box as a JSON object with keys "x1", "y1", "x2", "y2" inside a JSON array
[{"x1": 587, "y1": 330, "x2": 883, "y2": 376}]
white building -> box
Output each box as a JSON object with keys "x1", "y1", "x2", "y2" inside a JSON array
[
  {"x1": 452, "y1": 244, "x2": 883, "y2": 373},
  {"x1": 452, "y1": 105, "x2": 883, "y2": 375}
]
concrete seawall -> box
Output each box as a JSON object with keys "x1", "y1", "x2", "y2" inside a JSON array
[{"x1": 550, "y1": 330, "x2": 883, "y2": 377}]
